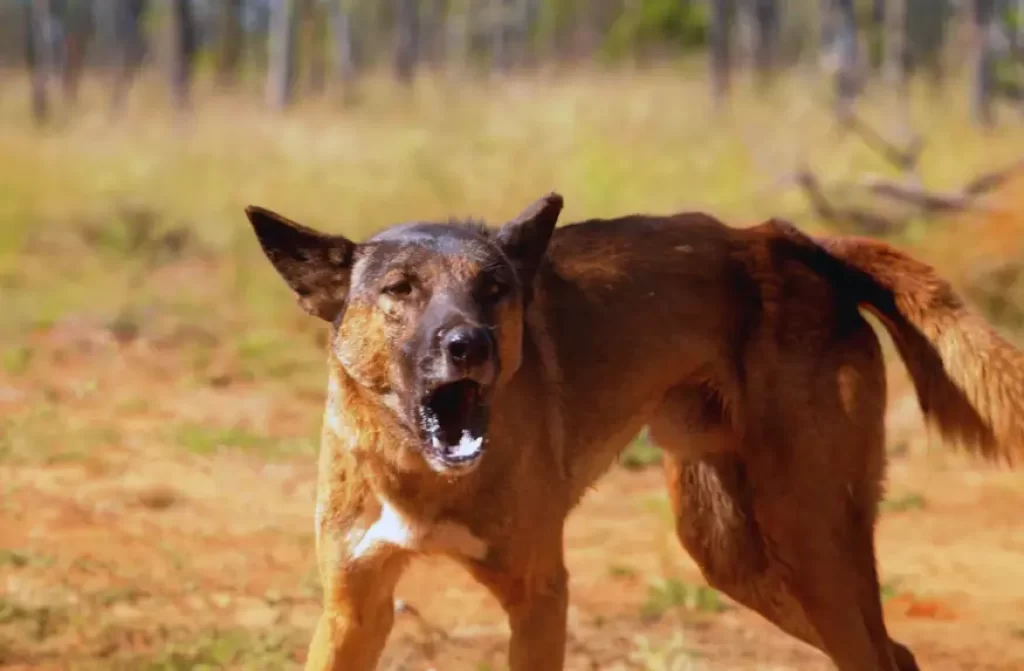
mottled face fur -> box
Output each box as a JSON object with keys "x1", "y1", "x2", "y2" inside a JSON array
[{"x1": 245, "y1": 193, "x2": 563, "y2": 475}]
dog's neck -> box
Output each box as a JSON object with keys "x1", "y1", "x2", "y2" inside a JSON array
[{"x1": 318, "y1": 361, "x2": 491, "y2": 561}]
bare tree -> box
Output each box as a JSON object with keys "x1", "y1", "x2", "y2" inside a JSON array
[
  {"x1": 751, "y1": 0, "x2": 779, "y2": 88},
  {"x1": 216, "y1": 0, "x2": 245, "y2": 88},
  {"x1": 330, "y1": 0, "x2": 359, "y2": 104},
  {"x1": 108, "y1": 0, "x2": 147, "y2": 114},
  {"x1": 26, "y1": 0, "x2": 52, "y2": 125},
  {"x1": 395, "y1": 0, "x2": 420, "y2": 85},
  {"x1": 62, "y1": 0, "x2": 93, "y2": 105},
  {"x1": 298, "y1": 0, "x2": 328, "y2": 94},
  {"x1": 972, "y1": 0, "x2": 998, "y2": 127},
  {"x1": 267, "y1": 0, "x2": 298, "y2": 110},
  {"x1": 709, "y1": 0, "x2": 736, "y2": 108},
  {"x1": 832, "y1": 0, "x2": 859, "y2": 120},
  {"x1": 168, "y1": 0, "x2": 196, "y2": 111},
  {"x1": 490, "y1": 0, "x2": 530, "y2": 73},
  {"x1": 883, "y1": 0, "x2": 908, "y2": 95}
]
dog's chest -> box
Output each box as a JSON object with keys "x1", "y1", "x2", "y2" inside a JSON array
[{"x1": 345, "y1": 499, "x2": 488, "y2": 562}]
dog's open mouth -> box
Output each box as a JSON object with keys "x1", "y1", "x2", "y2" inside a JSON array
[{"x1": 417, "y1": 379, "x2": 488, "y2": 472}]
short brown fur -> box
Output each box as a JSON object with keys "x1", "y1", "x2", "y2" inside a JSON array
[{"x1": 246, "y1": 196, "x2": 1024, "y2": 671}]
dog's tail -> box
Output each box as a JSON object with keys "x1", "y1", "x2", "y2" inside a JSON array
[{"x1": 817, "y1": 234, "x2": 1024, "y2": 465}]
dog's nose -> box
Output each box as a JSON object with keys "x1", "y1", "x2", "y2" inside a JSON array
[{"x1": 442, "y1": 326, "x2": 492, "y2": 369}]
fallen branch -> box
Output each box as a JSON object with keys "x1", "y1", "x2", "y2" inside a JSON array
[
  {"x1": 859, "y1": 176, "x2": 979, "y2": 213},
  {"x1": 961, "y1": 158, "x2": 1024, "y2": 196},
  {"x1": 796, "y1": 167, "x2": 907, "y2": 236},
  {"x1": 834, "y1": 107, "x2": 924, "y2": 175}
]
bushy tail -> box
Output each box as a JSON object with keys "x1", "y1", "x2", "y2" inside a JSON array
[{"x1": 820, "y1": 236, "x2": 1024, "y2": 465}]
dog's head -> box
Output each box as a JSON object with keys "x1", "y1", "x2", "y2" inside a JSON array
[{"x1": 245, "y1": 194, "x2": 562, "y2": 475}]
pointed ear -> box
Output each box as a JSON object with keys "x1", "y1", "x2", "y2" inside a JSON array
[
  {"x1": 245, "y1": 206, "x2": 356, "y2": 321},
  {"x1": 494, "y1": 192, "x2": 563, "y2": 289}
]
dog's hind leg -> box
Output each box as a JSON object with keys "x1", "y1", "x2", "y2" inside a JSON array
[{"x1": 650, "y1": 384, "x2": 916, "y2": 671}]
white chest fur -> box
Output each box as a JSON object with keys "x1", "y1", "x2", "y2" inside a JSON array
[{"x1": 345, "y1": 499, "x2": 488, "y2": 562}]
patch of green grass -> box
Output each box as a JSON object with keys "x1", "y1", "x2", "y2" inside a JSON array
[
  {"x1": 0, "y1": 596, "x2": 70, "y2": 642},
  {"x1": 0, "y1": 405, "x2": 117, "y2": 465},
  {"x1": 641, "y1": 494, "x2": 673, "y2": 523},
  {"x1": 0, "y1": 549, "x2": 56, "y2": 570},
  {"x1": 1, "y1": 345, "x2": 33, "y2": 375},
  {"x1": 114, "y1": 628, "x2": 300, "y2": 671},
  {"x1": 70, "y1": 555, "x2": 117, "y2": 575},
  {"x1": 234, "y1": 329, "x2": 320, "y2": 383},
  {"x1": 630, "y1": 631, "x2": 700, "y2": 671},
  {"x1": 609, "y1": 563, "x2": 639, "y2": 580},
  {"x1": 169, "y1": 422, "x2": 315, "y2": 458},
  {"x1": 880, "y1": 492, "x2": 927, "y2": 513},
  {"x1": 880, "y1": 578, "x2": 904, "y2": 602},
  {"x1": 640, "y1": 578, "x2": 725, "y2": 622},
  {"x1": 89, "y1": 586, "x2": 150, "y2": 608},
  {"x1": 620, "y1": 431, "x2": 663, "y2": 471}
]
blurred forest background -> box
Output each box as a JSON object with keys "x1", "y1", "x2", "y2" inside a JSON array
[
  {"x1": 8, "y1": 0, "x2": 1024, "y2": 124},
  {"x1": 3, "y1": 2, "x2": 1024, "y2": 671}
]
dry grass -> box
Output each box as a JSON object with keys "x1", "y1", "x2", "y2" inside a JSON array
[{"x1": 2, "y1": 66, "x2": 1024, "y2": 669}]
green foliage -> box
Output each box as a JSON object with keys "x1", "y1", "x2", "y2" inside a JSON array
[
  {"x1": 879, "y1": 577, "x2": 904, "y2": 602},
  {"x1": 608, "y1": 563, "x2": 639, "y2": 579},
  {"x1": 135, "y1": 629, "x2": 297, "y2": 671},
  {"x1": 880, "y1": 492, "x2": 927, "y2": 513},
  {"x1": 620, "y1": 431, "x2": 662, "y2": 471},
  {"x1": 1, "y1": 345, "x2": 32, "y2": 375},
  {"x1": 602, "y1": 0, "x2": 708, "y2": 62},
  {"x1": 170, "y1": 422, "x2": 315, "y2": 458},
  {"x1": 640, "y1": 578, "x2": 725, "y2": 621},
  {"x1": 0, "y1": 596, "x2": 70, "y2": 643}
]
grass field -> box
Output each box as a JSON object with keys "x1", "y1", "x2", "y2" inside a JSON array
[{"x1": 2, "y1": 66, "x2": 1024, "y2": 670}]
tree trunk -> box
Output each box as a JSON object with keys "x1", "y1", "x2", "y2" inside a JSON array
[
  {"x1": 109, "y1": 0, "x2": 147, "y2": 114},
  {"x1": 267, "y1": 0, "x2": 298, "y2": 110},
  {"x1": 833, "y1": 0, "x2": 859, "y2": 120},
  {"x1": 905, "y1": 0, "x2": 949, "y2": 94},
  {"x1": 883, "y1": 0, "x2": 907, "y2": 92},
  {"x1": 972, "y1": 0, "x2": 997, "y2": 127},
  {"x1": 709, "y1": 0, "x2": 736, "y2": 109},
  {"x1": 395, "y1": 0, "x2": 420, "y2": 85},
  {"x1": 62, "y1": 0, "x2": 92, "y2": 106},
  {"x1": 752, "y1": 0, "x2": 779, "y2": 88},
  {"x1": 168, "y1": 0, "x2": 196, "y2": 111},
  {"x1": 491, "y1": 0, "x2": 522, "y2": 73},
  {"x1": 26, "y1": 0, "x2": 51, "y2": 125},
  {"x1": 330, "y1": 0, "x2": 359, "y2": 104},
  {"x1": 305, "y1": 0, "x2": 328, "y2": 94},
  {"x1": 216, "y1": 0, "x2": 244, "y2": 88}
]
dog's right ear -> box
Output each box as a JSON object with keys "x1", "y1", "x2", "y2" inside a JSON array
[
  {"x1": 495, "y1": 192, "x2": 563, "y2": 290},
  {"x1": 245, "y1": 206, "x2": 356, "y2": 322}
]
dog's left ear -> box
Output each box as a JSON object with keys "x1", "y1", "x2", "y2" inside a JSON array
[
  {"x1": 495, "y1": 192, "x2": 563, "y2": 289},
  {"x1": 245, "y1": 206, "x2": 356, "y2": 322}
]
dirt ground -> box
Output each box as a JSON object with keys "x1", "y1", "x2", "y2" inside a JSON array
[{"x1": 2, "y1": 329, "x2": 1023, "y2": 671}]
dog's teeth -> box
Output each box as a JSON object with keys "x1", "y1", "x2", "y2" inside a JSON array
[
  {"x1": 452, "y1": 431, "x2": 483, "y2": 458},
  {"x1": 431, "y1": 435, "x2": 444, "y2": 451}
]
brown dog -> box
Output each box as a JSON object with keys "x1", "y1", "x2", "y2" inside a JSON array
[{"x1": 245, "y1": 194, "x2": 1024, "y2": 671}]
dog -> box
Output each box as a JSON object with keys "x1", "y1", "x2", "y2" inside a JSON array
[{"x1": 245, "y1": 193, "x2": 1024, "y2": 671}]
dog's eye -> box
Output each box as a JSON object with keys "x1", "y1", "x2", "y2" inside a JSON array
[
  {"x1": 382, "y1": 279, "x2": 413, "y2": 297},
  {"x1": 482, "y1": 280, "x2": 508, "y2": 301}
]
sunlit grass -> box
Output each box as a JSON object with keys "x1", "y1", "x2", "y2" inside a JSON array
[{"x1": 2, "y1": 64, "x2": 1023, "y2": 471}]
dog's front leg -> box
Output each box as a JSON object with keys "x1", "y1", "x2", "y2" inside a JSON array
[
  {"x1": 472, "y1": 551, "x2": 569, "y2": 671},
  {"x1": 507, "y1": 571, "x2": 569, "y2": 670},
  {"x1": 305, "y1": 538, "x2": 408, "y2": 671}
]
